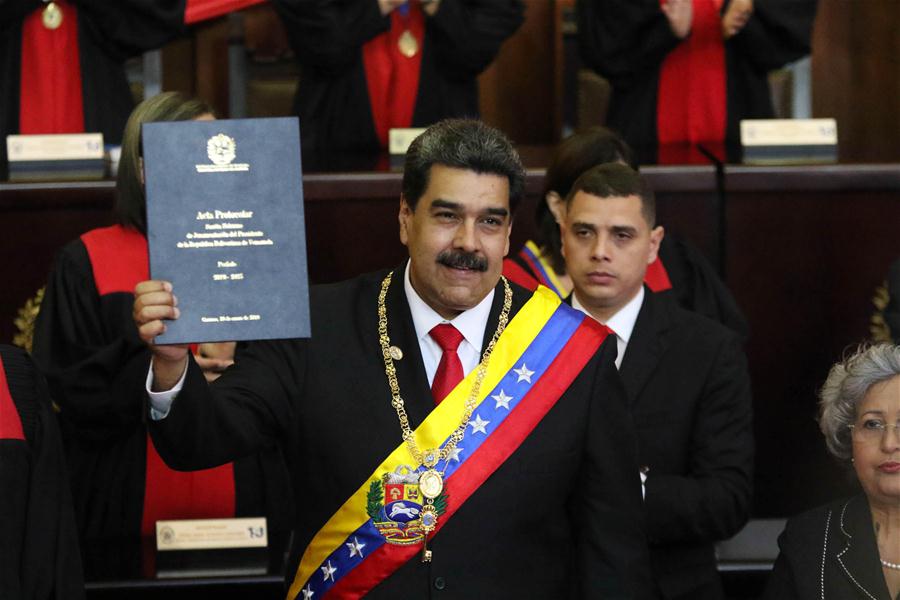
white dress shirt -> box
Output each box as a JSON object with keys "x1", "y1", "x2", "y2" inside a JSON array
[{"x1": 571, "y1": 286, "x2": 645, "y2": 369}]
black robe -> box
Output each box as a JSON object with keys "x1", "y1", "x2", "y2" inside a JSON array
[
  {"x1": 0, "y1": 344, "x2": 84, "y2": 600},
  {"x1": 269, "y1": 0, "x2": 524, "y2": 153},
  {"x1": 0, "y1": 0, "x2": 185, "y2": 168},
  {"x1": 31, "y1": 237, "x2": 293, "y2": 575},
  {"x1": 576, "y1": 0, "x2": 818, "y2": 163}
]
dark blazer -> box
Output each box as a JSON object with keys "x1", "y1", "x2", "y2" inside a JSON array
[
  {"x1": 570, "y1": 289, "x2": 754, "y2": 599},
  {"x1": 148, "y1": 268, "x2": 656, "y2": 599},
  {"x1": 764, "y1": 495, "x2": 895, "y2": 600}
]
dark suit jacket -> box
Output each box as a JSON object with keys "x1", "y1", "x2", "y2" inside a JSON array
[
  {"x1": 764, "y1": 495, "x2": 895, "y2": 600},
  {"x1": 148, "y1": 268, "x2": 656, "y2": 599},
  {"x1": 570, "y1": 289, "x2": 754, "y2": 599}
]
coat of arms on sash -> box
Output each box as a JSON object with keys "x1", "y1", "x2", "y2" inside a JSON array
[{"x1": 367, "y1": 465, "x2": 447, "y2": 545}]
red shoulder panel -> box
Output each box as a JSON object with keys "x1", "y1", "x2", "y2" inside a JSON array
[{"x1": 80, "y1": 225, "x2": 149, "y2": 297}]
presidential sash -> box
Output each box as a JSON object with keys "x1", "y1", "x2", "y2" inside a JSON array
[
  {"x1": 518, "y1": 240, "x2": 568, "y2": 298},
  {"x1": 288, "y1": 285, "x2": 610, "y2": 600}
]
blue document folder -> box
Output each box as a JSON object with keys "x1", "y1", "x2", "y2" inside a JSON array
[{"x1": 143, "y1": 117, "x2": 310, "y2": 344}]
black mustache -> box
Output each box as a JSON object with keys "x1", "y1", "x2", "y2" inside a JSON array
[{"x1": 437, "y1": 250, "x2": 488, "y2": 272}]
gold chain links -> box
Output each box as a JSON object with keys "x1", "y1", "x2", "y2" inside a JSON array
[{"x1": 377, "y1": 271, "x2": 512, "y2": 467}]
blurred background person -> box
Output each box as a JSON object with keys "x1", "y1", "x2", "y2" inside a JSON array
[
  {"x1": 0, "y1": 0, "x2": 186, "y2": 166},
  {"x1": 765, "y1": 344, "x2": 900, "y2": 600},
  {"x1": 0, "y1": 344, "x2": 83, "y2": 600},
  {"x1": 31, "y1": 92, "x2": 292, "y2": 571},
  {"x1": 269, "y1": 0, "x2": 523, "y2": 152},
  {"x1": 576, "y1": 0, "x2": 817, "y2": 162},
  {"x1": 503, "y1": 126, "x2": 748, "y2": 338}
]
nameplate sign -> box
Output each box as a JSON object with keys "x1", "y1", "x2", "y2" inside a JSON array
[
  {"x1": 389, "y1": 127, "x2": 427, "y2": 155},
  {"x1": 143, "y1": 117, "x2": 311, "y2": 344},
  {"x1": 6, "y1": 133, "x2": 104, "y2": 161},
  {"x1": 156, "y1": 517, "x2": 268, "y2": 551},
  {"x1": 740, "y1": 119, "x2": 837, "y2": 164}
]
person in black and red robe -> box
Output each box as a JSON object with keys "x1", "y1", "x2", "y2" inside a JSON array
[
  {"x1": 0, "y1": 0, "x2": 185, "y2": 169},
  {"x1": 31, "y1": 92, "x2": 293, "y2": 574},
  {"x1": 0, "y1": 344, "x2": 84, "y2": 600},
  {"x1": 576, "y1": 0, "x2": 817, "y2": 164},
  {"x1": 270, "y1": 0, "x2": 524, "y2": 153}
]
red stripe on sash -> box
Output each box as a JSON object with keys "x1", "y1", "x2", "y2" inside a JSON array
[
  {"x1": 325, "y1": 320, "x2": 610, "y2": 598},
  {"x1": 0, "y1": 355, "x2": 25, "y2": 441},
  {"x1": 645, "y1": 257, "x2": 673, "y2": 292},
  {"x1": 80, "y1": 225, "x2": 237, "y2": 536},
  {"x1": 19, "y1": 0, "x2": 84, "y2": 135},
  {"x1": 184, "y1": 0, "x2": 265, "y2": 24},
  {"x1": 502, "y1": 257, "x2": 540, "y2": 292},
  {"x1": 362, "y1": 3, "x2": 424, "y2": 148},
  {"x1": 81, "y1": 225, "x2": 149, "y2": 296},
  {"x1": 656, "y1": 0, "x2": 726, "y2": 145}
]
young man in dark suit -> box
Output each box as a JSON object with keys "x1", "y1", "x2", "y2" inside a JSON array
[
  {"x1": 132, "y1": 119, "x2": 656, "y2": 599},
  {"x1": 561, "y1": 163, "x2": 754, "y2": 600}
]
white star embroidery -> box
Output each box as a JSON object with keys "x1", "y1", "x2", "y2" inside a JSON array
[
  {"x1": 346, "y1": 536, "x2": 366, "y2": 558},
  {"x1": 492, "y1": 389, "x2": 513, "y2": 410},
  {"x1": 321, "y1": 560, "x2": 337, "y2": 583},
  {"x1": 469, "y1": 414, "x2": 490, "y2": 435},
  {"x1": 513, "y1": 363, "x2": 535, "y2": 384},
  {"x1": 448, "y1": 446, "x2": 463, "y2": 462},
  {"x1": 302, "y1": 585, "x2": 315, "y2": 599}
]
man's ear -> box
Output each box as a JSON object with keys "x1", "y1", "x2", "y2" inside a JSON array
[
  {"x1": 398, "y1": 196, "x2": 412, "y2": 246},
  {"x1": 648, "y1": 225, "x2": 664, "y2": 264},
  {"x1": 546, "y1": 191, "x2": 565, "y2": 224}
]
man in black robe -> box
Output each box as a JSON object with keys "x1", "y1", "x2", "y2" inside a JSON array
[
  {"x1": 0, "y1": 0, "x2": 185, "y2": 169},
  {"x1": 0, "y1": 344, "x2": 84, "y2": 600},
  {"x1": 270, "y1": 0, "x2": 523, "y2": 153},
  {"x1": 577, "y1": 0, "x2": 818, "y2": 163}
]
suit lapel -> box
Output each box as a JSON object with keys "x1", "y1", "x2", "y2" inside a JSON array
[
  {"x1": 384, "y1": 265, "x2": 433, "y2": 430},
  {"x1": 618, "y1": 290, "x2": 670, "y2": 405},
  {"x1": 833, "y1": 496, "x2": 893, "y2": 600}
]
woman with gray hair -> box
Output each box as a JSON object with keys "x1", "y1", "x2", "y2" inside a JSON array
[{"x1": 764, "y1": 344, "x2": 900, "y2": 600}]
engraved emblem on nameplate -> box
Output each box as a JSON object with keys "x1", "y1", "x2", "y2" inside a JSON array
[
  {"x1": 42, "y1": 2, "x2": 63, "y2": 29},
  {"x1": 397, "y1": 30, "x2": 419, "y2": 58}
]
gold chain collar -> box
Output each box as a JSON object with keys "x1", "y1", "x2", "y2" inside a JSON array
[{"x1": 377, "y1": 271, "x2": 512, "y2": 468}]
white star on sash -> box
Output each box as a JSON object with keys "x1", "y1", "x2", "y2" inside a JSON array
[
  {"x1": 321, "y1": 560, "x2": 337, "y2": 582},
  {"x1": 346, "y1": 536, "x2": 366, "y2": 558},
  {"x1": 513, "y1": 363, "x2": 535, "y2": 384},
  {"x1": 469, "y1": 414, "x2": 490, "y2": 435},
  {"x1": 302, "y1": 585, "x2": 315, "y2": 599},
  {"x1": 448, "y1": 446, "x2": 463, "y2": 462},
  {"x1": 492, "y1": 389, "x2": 513, "y2": 409}
]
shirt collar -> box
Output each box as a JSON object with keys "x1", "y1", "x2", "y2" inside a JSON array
[
  {"x1": 572, "y1": 286, "x2": 644, "y2": 345},
  {"x1": 404, "y1": 261, "x2": 494, "y2": 351}
]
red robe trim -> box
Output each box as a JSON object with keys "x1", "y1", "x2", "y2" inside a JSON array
[
  {"x1": 362, "y1": 3, "x2": 425, "y2": 148},
  {"x1": 0, "y1": 355, "x2": 25, "y2": 441},
  {"x1": 19, "y1": 0, "x2": 85, "y2": 135},
  {"x1": 184, "y1": 0, "x2": 265, "y2": 24},
  {"x1": 79, "y1": 225, "x2": 236, "y2": 537},
  {"x1": 656, "y1": 0, "x2": 726, "y2": 145}
]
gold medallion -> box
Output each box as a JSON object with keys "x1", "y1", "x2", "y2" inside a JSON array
[
  {"x1": 419, "y1": 469, "x2": 443, "y2": 500},
  {"x1": 42, "y1": 2, "x2": 63, "y2": 30},
  {"x1": 397, "y1": 30, "x2": 419, "y2": 58},
  {"x1": 389, "y1": 345, "x2": 403, "y2": 360}
]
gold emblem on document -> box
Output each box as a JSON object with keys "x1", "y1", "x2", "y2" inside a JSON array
[
  {"x1": 208, "y1": 134, "x2": 237, "y2": 166},
  {"x1": 397, "y1": 30, "x2": 419, "y2": 58},
  {"x1": 42, "y1": 2, "x2": 63, "y2": 30},
  {"x1": 196, "y1": 133, "x2": 249, "y2": 173}
]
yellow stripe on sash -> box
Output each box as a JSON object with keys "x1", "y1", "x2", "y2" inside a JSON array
[
  {"x1": 288, "y1": 286, "x2": 562, "y2": 598},
  {"x1": 525, "y1": 240, "x2": 568, "y2": 297}
]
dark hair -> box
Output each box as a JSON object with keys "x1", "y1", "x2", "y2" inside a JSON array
[
  {"x1": 565, "y1": 163, "x2": 656, "y2": 227},
  {"x1": 538, "y1": 127, "x2": 636, "y2": 273},
  {"x1": 401, "y1": 119, "x2": 525, "y2": 213},
  {"x1": 116, "y1": 92, "x2": 214, "y2": 234}
]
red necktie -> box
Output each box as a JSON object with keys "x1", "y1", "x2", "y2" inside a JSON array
[{"x1": 429, "y1": 323, "x2": 464, "y2": 405}]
